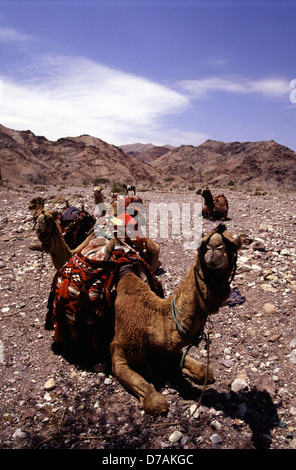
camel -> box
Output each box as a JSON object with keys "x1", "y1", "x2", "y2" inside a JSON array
[
  {"x1": 28, "y1": 196, "x2": 49, "y2": 251},
  {"x1": 93, "y1": 186, "x2": 105, "y2": 205},
  {"x1": 123, "y1": 183, "x2": 136, "y2": 195},
  {"x1": 28, "y1": 196, "x2": 47, "y2": 219},
  {"x1": 197, "y1": 189, "x2": 229, "y2": 221},
  {"x1": 29, "y1": 194, "x2": 96, "y2": 253},
  {"x1": 110, "y1": 224, "x2": 242, "y2": 415},
  {"x1": 34, "y1": 208, "x2": 161, "y2": 273}
]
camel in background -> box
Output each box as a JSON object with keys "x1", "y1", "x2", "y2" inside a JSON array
[{"x1": 197, "y1": 189, "x2": 229, "y2": 221}]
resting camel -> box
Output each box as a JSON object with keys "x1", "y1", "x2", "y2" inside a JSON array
[
  {"x1": 34, "y1": 209, "x2": 161, "y2": 273},
  {"x1": 44, "y1": 223, "x2": 241, "y2": 415},
  {"x1": 197, "y1": 189, "x2": 228, "y2": 221},
  {"x1": 93, "y1": 186, "x2": 105, "y2": 205},
  {"x1": 110, "y1": 223, "x2": 242, "y2": 415},
  {"x1": 29, "y1": 195, "x2": 96, "y2": 251},
  {"x1": 123, "y1": 183, "x2": 136, "y2": 195}
]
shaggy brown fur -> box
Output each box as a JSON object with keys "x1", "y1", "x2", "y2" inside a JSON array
[{"x1": 111, "y1": 224, "x2": 242, "y2": 416}]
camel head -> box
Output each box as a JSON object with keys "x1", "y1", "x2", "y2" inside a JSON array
[
  {"x1": 199, "y1": 224, "x2": 242, "y2": 273},
  {"x1": 28, "y1": 196, "x2": 46, "y2": 219},
  {"x1": 34, "y1": 210, "x2": 59, "y2": 252},
  {"x1": 197, "y1": 189, "x2": 214, "y2": 207},
  {"x1": 93, "y1": 186, "x2": 104, "y2": 205}
]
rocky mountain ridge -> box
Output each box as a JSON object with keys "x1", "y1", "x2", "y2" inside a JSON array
[
  {"x1": 0, "y1": 124, "x2": 166, "y2": 186},
  {"x1": 150, "y1": 139, "x2": 296, "y2": 189},
  {"x1": 0, "y1": 124, "x2": 295, "y2": 189},
  {"x1": 120, "y1": 143, "x2": 174, "y2": 163}
]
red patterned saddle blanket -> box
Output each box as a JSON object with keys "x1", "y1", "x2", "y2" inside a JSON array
[{"x1": 45, "y1": 239, "x2": 163, "y2": 362}]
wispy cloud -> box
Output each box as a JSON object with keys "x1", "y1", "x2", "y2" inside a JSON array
[
  {"x1": 178, "y1": 76, "x2": 290, "y2": 99},
  {"x1": 0, "y1": 26, "x2": 291, "y2": 147},
  {"x1": 0, "y1": 55, "x2": 190, "y2": 144},
  {"x1": 0, "y1": 26, "x2": 33, "y2": 47}
]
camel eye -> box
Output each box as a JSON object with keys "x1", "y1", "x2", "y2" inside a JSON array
[{"x1": 216, "y1": 244, "x2": 224, "y2": 250}]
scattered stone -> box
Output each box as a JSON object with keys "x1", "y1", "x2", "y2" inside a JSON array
[
  {"x1": 267, "y1": 333, "x2": 282, "y2": 342},
  {"x1": 231, "y1": 378, "x2": 248, "y2": 393},
  {"x1": 254, "y1": 374, "x2": 276, "y2": 397},
  {"x1": 180, "y1": 435, "x2": 190, "y2": 447},
  {"x1": 250, "y1": 241, "x2": 266, "y2": 251},
  {"x1": 290, "y1": 439, "x2": 296, "y2": 449},
  {"x1": 209, "y1": 433, "x2": 223, "y2": 445},
  {"x1": 280, "y1": 248, "x2": 290, "y2": 256},
  {"x1": 261, "y1": 285, "x2": 277, "y2": 293},
  {"x1": 210, "y1": 419, "x2": 222, "y2": 431},
  {"x1": 288, "y1": 351, "x2": 296, "y2": 365},
  {"x1": 169, "y1": 430, "x2": 182, "y2": 443},
  {"x1": 12, "y1": 429, "x2": 26, "y2": 440},
  {"x1": 219, "y1": 359, "x2": 235, "y2": 368},
  {"x1": 44, "y1": 378, "x2": 56, "y2": 391},
  {"x1": 263, "y1": 303, "x2": 276, "y2": 314},
  {"x1": 104, "y1": 377, "x2": 113, "y2": 385},
  {"x1": 189, "y1": 404, "x2": 200, "y2": 419}
]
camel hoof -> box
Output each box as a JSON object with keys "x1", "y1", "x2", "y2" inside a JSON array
[
  {"x1": 140, "y1": 392, "x2": 168, "y2": 416},
  {"x1": 191, "y1": 364, "x2": 215, "y2": 385}
]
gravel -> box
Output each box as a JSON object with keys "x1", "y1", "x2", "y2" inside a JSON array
[{"x1": 0, "y1": 183, "x2": 295, "y2": 450}]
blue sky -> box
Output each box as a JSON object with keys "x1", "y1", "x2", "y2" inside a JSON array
[{"x1": 0, "y1": 0, "x2": 295, "y2": 150}]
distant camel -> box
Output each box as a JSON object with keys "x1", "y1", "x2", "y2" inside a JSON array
[{"x1": 197, "y1": 189, "x2": 229, "y2": 221}]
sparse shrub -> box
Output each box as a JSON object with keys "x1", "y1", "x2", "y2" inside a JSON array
[
  {"x1": 93, "y1": 177, "x2": 110, "y2": 185},
  {"x1": 111, "y1": 181, "x2": 126, "y2": 194}
]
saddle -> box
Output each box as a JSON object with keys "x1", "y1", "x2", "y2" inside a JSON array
[
  {"x1": 56, "y1": 205, "x2": 96, "y2": 249},
  {"x1": 45, "y1": 237, "x2": 163, "y2": 364}
]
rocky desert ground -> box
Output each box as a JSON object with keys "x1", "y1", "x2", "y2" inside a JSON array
[{"x1": 0, "y1": 183, "x2": 296, "y2": 452}]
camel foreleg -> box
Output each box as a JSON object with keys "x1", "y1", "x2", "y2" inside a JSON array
[
  {"x1": 110, "y1": 343, "x2": 168, "y2": 416},
  {"x1": 150, "y1": 351, "x2": 214, "y2": 385},
  {"x1": 181, "y1": 354, "x2": 214, "y2": 384}
]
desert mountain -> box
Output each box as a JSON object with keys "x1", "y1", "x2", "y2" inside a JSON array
[
  {"x1": 120, "y1": 143, "x2": 174, "y2": 163},
  {"x1": 0, "y1": 125, "x2": 166, "y2": 186},
  {"x1": 150, "y1": 139, "x2": 296, "y2": 189},
  {"x1": 1, "y1": 124, "x2": 295, "y2": 189}
]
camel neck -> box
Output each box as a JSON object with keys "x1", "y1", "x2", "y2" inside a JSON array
[
  {"x1": 51, "y1": 227, "x2": 72, "y2": 270},
  {"x1": 174, "y1": 262, "x2": 231, "y2": 339},
  {"x1": 173, "y1": 265, "x2": 209, "y2": 340}
]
